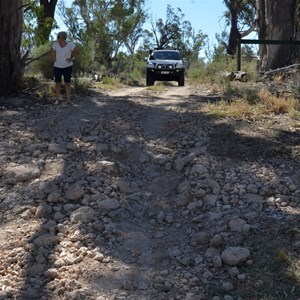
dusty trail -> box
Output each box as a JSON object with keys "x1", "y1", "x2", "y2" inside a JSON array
[{"x1": 0, "y1": 82, "x2": 299, "y2": 299}]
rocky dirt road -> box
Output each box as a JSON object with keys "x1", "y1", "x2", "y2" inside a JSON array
[{"x1": 0, "y1": 83, "x2": 299, "y2": 300}]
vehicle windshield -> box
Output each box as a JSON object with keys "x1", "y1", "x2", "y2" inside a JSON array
[{"x1": 152, "y1": 51, "x2": 181, "y2": 60}]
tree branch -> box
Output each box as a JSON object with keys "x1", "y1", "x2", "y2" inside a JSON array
[{"x1": 24, "y1": 51, "x2": 49, "y2": 66}]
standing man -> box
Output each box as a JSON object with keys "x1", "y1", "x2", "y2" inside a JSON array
[{"x1": 49, "y1": 31, "x2": 80, "y2": 105}]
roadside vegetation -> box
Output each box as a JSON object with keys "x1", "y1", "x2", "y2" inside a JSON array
[
  {"x1": 22, "y1": 43, "x2": 300, "y2": 123},
  {"x1": 204, "y1": 82, "x2": 300, "y2": 120},
  {"x1": 18, "y1": 1, "x2": 299, "y2": 122}
]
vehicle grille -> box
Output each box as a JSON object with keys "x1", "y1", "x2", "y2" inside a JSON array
[{"x1": 157, "y1": 64, "x2": 174, "y2": 70}]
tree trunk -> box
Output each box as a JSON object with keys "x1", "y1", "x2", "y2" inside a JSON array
[
  {"x1": 257, "y1": 0, "x2": 299, "y2": 71},
  {"x1": 37, "y1": 0, "x2": 58, "y2": 45},
  {"x1": 0, "y1": 0, "x2": 23, "y2": 97},
  {"x1": 226, "y1": 0, "x2": 241, "y2": 55}
]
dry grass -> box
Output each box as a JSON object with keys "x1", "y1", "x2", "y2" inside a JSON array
[
  {"x1": 258, "y1": 89, "x2": 298, "y2": 114},
  {"x1": 205, "y1": 99, "x2": 257, "y2": 119},
  {"x1": 205, "y1": 87, "x2": 300, "y2": 119},
  {"x1": 146, "y1": 84, "x2": 166, "y2": 92}
]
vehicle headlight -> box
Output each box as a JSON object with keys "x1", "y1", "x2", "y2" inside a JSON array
[
  {"x1": 176, "y1": 63, "x2": 184, "y2": 68},
  {"x1": 147, "y1": 63, "x2": 155, "y2": 68}
]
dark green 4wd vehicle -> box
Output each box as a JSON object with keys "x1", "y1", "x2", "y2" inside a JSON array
[{"x1": 145, "y1": 49, "x2": 185, "y2": 86}]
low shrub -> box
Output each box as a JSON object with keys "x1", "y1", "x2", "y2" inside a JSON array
[
  {"x1": 74, "y1": 77, "x2": 92, "y2": 94},
  {"x1": 258, "y1": 90, "x2": 298, "y2": 114}
]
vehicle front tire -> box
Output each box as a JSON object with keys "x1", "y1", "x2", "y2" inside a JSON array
[
  {"x1": 146, "y1": 72, "x2": 154, "y2": 86},
  {"x1": 178, "y1": 73, "x2": 185, "y2": 86}
]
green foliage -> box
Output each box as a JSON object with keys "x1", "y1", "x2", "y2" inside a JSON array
[
  {"x1": 23, "y1": 0, "x2": 57, "y2": 48},
  {"x1": 119, "y1": 70, "x2": 142, "y2": 86},
  {"x1": 186, "y1": 61, "x2": 208, "y2": 83},
  {"x1": 151, "y1": 5, "x2": 185, "y2": 49},
  {"x1": 38, "y1": 82, "x2": 56, "y2": 98},
  {"x1": 74, "y1": 40, "x2": 101, "y2": 75},
  {"x1": 204, "y1": 86, "x2": 299, "y2": 120},
  {"x1": 207, "y1": 30, "x2": 228, "y2": 62},
  {"x1": 210, "y1": 53, "x2": 237, "y2": 73},
  {"x1": 100, "y1": 75, "x2": 121, "y2": 88},
  {"x1": 278, "y1": 248, "x2": 289, "y2": 263},
  {"x1": 187, "y1": 54, "x2": 237, "y2": 84},
  {"x1": 74, "y1": 77, "x2": 92, "y2": 94},
  {"x1": 143, "y1": 4, "x2": 208, "y2": 64},
  {"x1": 187, "y1": 49, "x2": 258, "y2": 85},
  {"x1": 241, "y1": 58, "x2": 259, "y2": 81},
  {"x1": 20, "y1": 0, "x2": 261, "y2": 92},
  {"x1": 59, "y1": 0, "x2": 147, "y2": 71},
  {"x1": 29, "y1": 43, "x2": 53, "y2": 79},
  {"x1": 242, "y1": 88, "x2": 259, "y2": 105},
  {"x1": 20, "y1": 75, "x2": 40, "y2": 90},
  {"x1": 132, "y1": 58, "x2": 147, "y2": 76},
  {"x1": 20, "y1": 74, "x2": 56, "y2": 98},
  {"x1": 223, "y1": 0, "x2": 256, "y2": 55}
]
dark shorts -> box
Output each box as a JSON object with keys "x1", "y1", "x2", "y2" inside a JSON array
[{"x1": 54, "y1": 66, "x2": 72, "y2": 83}]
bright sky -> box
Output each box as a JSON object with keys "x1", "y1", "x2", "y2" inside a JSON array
[
  {"x1": 55, "y1": 0, "x2": 227, "y2": 47},
  {"x1": 147, "y1": 0, "x2": 227, "y2": 44}
]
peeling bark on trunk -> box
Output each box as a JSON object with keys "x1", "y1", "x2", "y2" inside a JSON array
[
  {"x1": 257, "y1": 0, "x2": 299, "y2": 71},
  {"x1": 0, "y1": 0, "x2": 23, "y2": 97}
]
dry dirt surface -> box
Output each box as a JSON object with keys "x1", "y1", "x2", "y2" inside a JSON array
[{"x1": 0, "y1": 82, "x2": 300, "y2": 300}]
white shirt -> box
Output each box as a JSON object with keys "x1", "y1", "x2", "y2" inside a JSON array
[{"x1": 52, "y1": 41, "x2": 76, "y2": 68}]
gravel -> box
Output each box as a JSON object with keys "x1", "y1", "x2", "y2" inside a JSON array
[{"x1": 0, "y1": 84, "x2": 299, "y2": 299}]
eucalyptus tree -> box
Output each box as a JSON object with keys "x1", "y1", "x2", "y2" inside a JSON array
[
  {"x1": 256, "y1": 0, "x2": 300, "y2": 71},
  {"x1": 123, "y1": 5, "x2": 147, "y2": 72},
  {"x1": 180, "y1": 23, "x2": 208, "y2": 64},
  {"x1": 0, "y1": 0, "x2": 24, "y2": 96},
  {"x1": 224, "y1": 0, "x2": 300, "y2": 71},
  {"x1": 0, "y1": 0, "x2": 55, "y2": 96},
  {"x1": 223, "y1": 0, "x2": 256, "y2": 55},
  {"x1": 22, "y1": 0, "x2": 58, "y2": 47},
  {"x1": 144, "y1": 5, "x2": 207, "y2": 64},
  {"x1": 37, "y1": 0, "x2": 58, "y2": 45},
  {"x1": 147, "y1": 5, "x2": 183, "y2": 49},
  {"x1": 59, "y1": 0, "x2": 147, "y2": 71}
]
